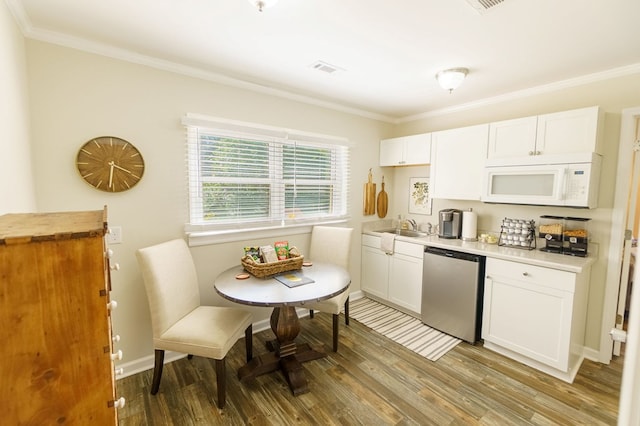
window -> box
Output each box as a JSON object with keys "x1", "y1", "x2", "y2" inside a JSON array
[{"x1": 184, "y1": 114, "x2": 350, "y2": 234}]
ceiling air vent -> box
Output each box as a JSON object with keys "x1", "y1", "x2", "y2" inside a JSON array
[
  {"x1": 465, "y1": 0, "x2": 505, "y2": 13},
  {"x1": 310, "y1": 61, "x2": 342, "y2": 74}
]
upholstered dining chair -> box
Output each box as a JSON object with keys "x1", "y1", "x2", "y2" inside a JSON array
[
  {"x1": 136, "y1": 239, "x2": 253, "y2": 409},
  {"x1": 303, "y1": 226, "x2": 353, "y2": 352}
]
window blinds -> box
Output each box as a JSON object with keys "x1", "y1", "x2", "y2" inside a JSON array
[{"x1": 183, "y1": 114, "x2": 350, "y2": 230}]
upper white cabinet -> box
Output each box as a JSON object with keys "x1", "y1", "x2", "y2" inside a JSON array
[
  {"x1": 487, "y1": 116, "x2": 538, "y2": 159},
  {"x1": 487, "y1": 106, "x2": 603, "y2": 162},
  {"x1": 536, "y1": 106, "x2": 603, "y2": 155},
  {"x1": 430, "y1": 124, "x2": 489, "y2": 200},
  {"x1": 380, "y1": 133, "x2": 431, "y2": 166}
]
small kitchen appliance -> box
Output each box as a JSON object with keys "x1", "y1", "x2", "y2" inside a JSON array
[{"x1": 438, "y1": 209, "x2": 462, "y2": 239}]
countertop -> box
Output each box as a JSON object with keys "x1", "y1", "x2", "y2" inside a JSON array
[{"x1": 363, "y1": 228, "x2": 595, "y2": 274}]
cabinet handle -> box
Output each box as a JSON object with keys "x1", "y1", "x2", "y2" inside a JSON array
[
  {"x1": 114, "y1": 397, "x2": 126, "y2": 409},
  {"x1": 522, "y1": 272, "x2": 529, "y2": 276},
  {"x1": 112, "y1": 334, "x2": 121, "y2": 343},
  {"x1": 110, "y1": 350, "x2": 123, "y2": 361},
  {"x1": 110, "y1": 262, "x2": 120, "y2": 271},
  {"x1": 528, "y1": 151, "x2": 534, "y2": 155},
  {"x1": 107, "y1": 249, "x2": 114, "y2": 258},
  {"x1": 107, "y1": 300, "x2": 118, "y2": 311},
  {"x1": 486, "y1": 275, "x2": 491, "y2": 279},
  {"x1": 535, "y1": 151, "x2": 541, "y2": 155},
  {"x1": 115, "y1": 367, "x2": 124, "y2": 376}
]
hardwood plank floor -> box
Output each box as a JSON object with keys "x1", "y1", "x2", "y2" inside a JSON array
[{"x1": 117, "y1": 311, "x2": 622, "y2": 425}]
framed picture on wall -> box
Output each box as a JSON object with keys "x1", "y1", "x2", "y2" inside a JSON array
[{"x1": 409, "y1": 177, "x2": 431, "y2": 215}]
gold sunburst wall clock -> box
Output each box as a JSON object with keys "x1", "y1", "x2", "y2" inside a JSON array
[{"x1": 76, "y1": 136, "x2": 145, "y2": 192}]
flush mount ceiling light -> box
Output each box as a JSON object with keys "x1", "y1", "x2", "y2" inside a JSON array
[
  {"x1": 248, "y1": 0, "x2": 278, "y2": 12},
  {"x1": 436, "y1": 68, "x2": 469, "y2": 93}
]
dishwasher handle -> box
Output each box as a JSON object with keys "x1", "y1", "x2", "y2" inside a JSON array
[{"x1": 424, "y1": 246, "x2": 483, "y2": 263}]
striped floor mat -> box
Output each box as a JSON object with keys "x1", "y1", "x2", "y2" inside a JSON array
[{"x1": 348, "y1": 297, "x2": 461, "y2": 362}]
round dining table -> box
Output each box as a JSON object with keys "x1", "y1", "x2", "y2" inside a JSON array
[{"x1": 214, "y1": 262, "x2": 350, "y2": 396}]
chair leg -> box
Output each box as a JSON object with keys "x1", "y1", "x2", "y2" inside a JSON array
[
  {"x1": 309, "y1": 309, "x2": 315, "y2": 318},
  {"x1": 332, "y1": 313, "x2": 339, "y2": 352},
  {"x1": 150, "y1": 349, "x2": 165, "y2": 395},
  {"x1": 215, "y1": 358, "x2": 226, "y2": 408},
  {"x1": 245, "y1": 324, "x2": 253, "y2": 362},
  {"x1": 344, "y1": 296, "x2": 350, "y2": 325}
]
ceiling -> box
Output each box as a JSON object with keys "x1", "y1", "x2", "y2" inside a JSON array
[{"x1": 8, "y1": 0, "x2": 640, "y2": 122}]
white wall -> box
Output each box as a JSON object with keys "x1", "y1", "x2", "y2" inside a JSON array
[
  {"x1": 0, "y1": 3, "x2": 36, "y2": 213},
  {"x1": 25, "y1": 40, "x2": 392, "y2": 367},
  {"x1": 390, "y1": 74, "x2": 640, "y2": 352}
]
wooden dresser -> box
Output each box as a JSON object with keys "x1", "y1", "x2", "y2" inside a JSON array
[{"x1": 0, "y1": 207, "x2": 122, "y2": 424}]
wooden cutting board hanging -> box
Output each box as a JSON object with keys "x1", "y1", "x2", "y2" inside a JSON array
[
  {"x1": 363, "y1": 169, "x2": 376, "y2": 215},
  {"x1": 377, "y1": 176, "x2": 388, "y2": 218}
]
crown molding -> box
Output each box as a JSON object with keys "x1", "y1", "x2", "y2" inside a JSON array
[
  {"x1": 7, "y1": 0, "x2": 640, "y2": 126},
  {"x1": 400, "y1": 63, "x2": 640, "y2": 123}
]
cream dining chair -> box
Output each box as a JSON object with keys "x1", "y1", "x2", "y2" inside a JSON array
[
  {"x1": 136, "y1": 239, "x2": 253, "y2": 409},
  {"x1": 303, "y1": 226, "x2": 353, "y2": 352}
]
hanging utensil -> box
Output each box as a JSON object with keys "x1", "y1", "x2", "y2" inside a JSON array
[
  {"x1": 377, "y1": 176, "x2": 388, "y2": 218},
  {"x1": 363, "y1": 168, "x2": 376, "y2": 215}
]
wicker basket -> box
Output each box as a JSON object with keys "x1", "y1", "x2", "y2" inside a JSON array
[{"x1": 241, "y1": 253, "x2": 304, "y2": 278}]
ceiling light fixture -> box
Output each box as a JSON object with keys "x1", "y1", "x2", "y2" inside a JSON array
[
  {"x1": 248, "y1": 0, "x2": 278, "y2": 12},
  {"x1": 435, "y1": 68, "x2": 469, "y2": 93}
]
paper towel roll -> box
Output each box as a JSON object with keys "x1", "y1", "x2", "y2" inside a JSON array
[{"x1": 462, "y1": 210, "x2": 477, "y2": 241}]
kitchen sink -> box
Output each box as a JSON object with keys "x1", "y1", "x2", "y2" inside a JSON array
[{"x1": 375, "y1": 228, "x2": 427, "y2": 238}]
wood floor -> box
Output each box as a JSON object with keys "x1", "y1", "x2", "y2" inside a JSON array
[{"x1": 117, "y1": 311, "x2": 622, "y2": 425}]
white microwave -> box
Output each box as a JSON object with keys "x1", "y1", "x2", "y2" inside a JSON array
[{"x1": 481, "y1": 154, "x2": 602, "y2": 208}]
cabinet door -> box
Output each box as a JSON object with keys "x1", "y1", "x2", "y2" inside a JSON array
[
  {"x1": 535, "y1": 106, "x2": 601, "y2": 155},
  {"x1": 430, "y1": 124, "x2": 489, "y2": 200},
  {"x1": 487, "y1": 116, "x2": 537, "y2": 159},
  {"x1": 482, "y1": 260, "x2": 575, "y2": 371},
  {"x1": 388, "y1": 252, "x2": 423, "y2": 314},
  {"x1": 404, "y1": 133, "x2": 431, "y2": 165},
  {"x1": 361, "y1": 244, "x2": 389, "y2": 299},
  {"x1": 379, "y1": 137, "x2": 405, "y2": 166},
  {"x1": 380, "y1": 134, "x2": 431, "y2": 166}
]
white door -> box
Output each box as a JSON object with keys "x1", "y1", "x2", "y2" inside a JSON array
[
  {"x1": 614, "y1": 118, "x2": 640, "y2": 355},
  {"x1": 610, "y1": 107, "x2": 640, "y2": 424}
]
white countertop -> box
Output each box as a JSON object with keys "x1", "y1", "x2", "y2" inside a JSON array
[{"x1": 363, "y1": 229, "x2": 595, "y2": 274}]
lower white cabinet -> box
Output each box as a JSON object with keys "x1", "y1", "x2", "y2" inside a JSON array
[
  {"x1": 482, "y1": 257, "x2": 590, "y2": 383},
  {"x1": 361, "y1": 234, "x2": 424, "y2": 315}
]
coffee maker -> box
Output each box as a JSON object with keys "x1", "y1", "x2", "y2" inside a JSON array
[{"x1": 438, "y1": 209, "x2": 462, "y2": 239}]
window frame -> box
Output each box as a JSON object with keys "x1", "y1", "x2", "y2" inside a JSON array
[{"x1": 183, "y1": 114, "x2": 351, "y2": 246}]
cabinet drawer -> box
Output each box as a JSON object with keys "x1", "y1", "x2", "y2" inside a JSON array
[
  {"x1": 486, "y1": 257, "x2": 575, "y2": 293},
  {"x1": 395, "y1": 241, "x2": 424, "y2": 258},
  {"x1": 362, "y1": 234, "x2": 381, "y2": 248}
]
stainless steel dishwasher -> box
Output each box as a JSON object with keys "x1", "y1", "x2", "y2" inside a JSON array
[{"x1": 421, "y1": 246, "x2": 485, "y2": 343}]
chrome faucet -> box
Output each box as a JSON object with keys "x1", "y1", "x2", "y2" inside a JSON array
[{"x1": 406, "y1": 219, "x2": 417, "y2": 230}]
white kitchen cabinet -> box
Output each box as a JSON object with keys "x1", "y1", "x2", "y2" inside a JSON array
[
  {"x1": 430, "y1": 123, "x2": 488, "y2": 200},
  {"x1": 361, "y1": 240, "x2": 389, "y2": 300},
  {"x1": 536, "y1": 106, "x2": 603, "y2": 155},
  {"x1": 487, "y1": 116, "x2": 538, "y2": 159},
  {"x1": 361, "y1": 234, "x2": 424, "y2": 315},
  {"x1": 380, "y1": 133, "x2": 431, "y2": 166},
  {"x1": 487, "y1": 106, "x2": 603, "y2": 162},
  {"x1": 482, "y1": 257, "x2": 590, "y2": 383}
]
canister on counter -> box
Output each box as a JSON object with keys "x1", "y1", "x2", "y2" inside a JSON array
[
  {"x1": 563, "y1": 217, "x2": 591, "y2": 257},
  {"x1": 539, "y1": 215, "x2": 564, "y2": 253}
]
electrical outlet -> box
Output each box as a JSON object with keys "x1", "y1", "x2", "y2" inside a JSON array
[{"x1": 107, "y1": 226, "x2": 123, "y2": 244}]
